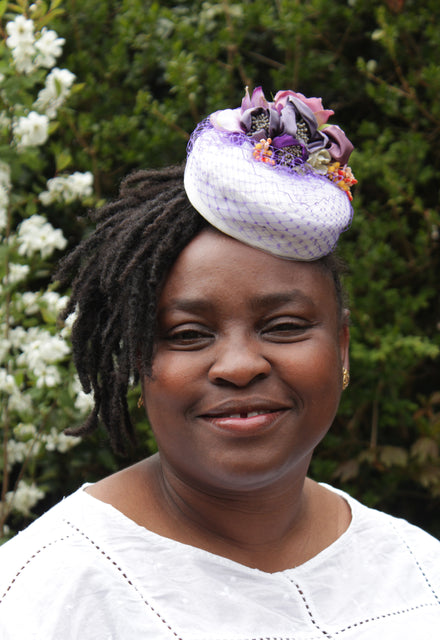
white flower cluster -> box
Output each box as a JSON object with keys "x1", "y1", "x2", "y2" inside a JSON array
[
  {"x1": 17, "y1": 214, "x2": 67, "y2": 259},
  {"x1": 3, "y1": 263, "x2": 30, "y2": 286},
  {"x1": 12, "y1": 111, "x2": 49, "y2": 149},
  {"x1": 15, "y1": 326, "x2": 70, "y2": 388},
  {"x1": 34, "y1": 67, "x2": 76, "y2": 119},
  {"x1": 39, "y1": 171, "x2": 93, "y2": 205},
  {"x1": 0, "y1": 365, "x2": 32, "y2": 414},
  {"x1": 43, "y1": 427, "x2": 80, "y2": 453},
  {"x1": 0, "y1": 162, "x2": 11, "y2": 234},
  {"x1": 0, "y1": 367, "x2": 17, "y2": 394},
  {"x1": 72, "y1": 374, "x2": 94, "y2": 414},
  {"x1": 6, "y1": 15, "x2": 65, "y2": 75},
  {"x1": 4, "y1": 480, "x2": 44, "y2": 516},
  {"x1": 14, "y1": 289, "x2": 69, "y2": 317},
  {"x1": 6, "y1": 439, "x2": 33, "y2": 470}
]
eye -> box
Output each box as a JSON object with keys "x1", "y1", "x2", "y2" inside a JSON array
[
  {"x1": 262, "y1": 318, "x2": 312, "y2": 341},
  {"x1": 164, "y1": 325, "x2": 215, "y2": 349}
]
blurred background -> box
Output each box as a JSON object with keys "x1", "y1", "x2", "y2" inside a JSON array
[{"x1": 1, "y1": 0, "x2": 439, "y2": 539}]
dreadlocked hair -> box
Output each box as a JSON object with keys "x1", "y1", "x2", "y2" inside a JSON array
[{"x1": 55, "y1": 165, "x2": 207, "y2": 455}]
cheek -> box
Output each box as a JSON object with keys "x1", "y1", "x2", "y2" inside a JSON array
[
  {"x1": 281, "y1": 339, "x2": 343, "y2": 403},
  {"x1": 143, "y1": 353, "x2": 201, "y2": 422},
  {"x1": 151, "y1": 350, "x2": 208, "y2": 387}
]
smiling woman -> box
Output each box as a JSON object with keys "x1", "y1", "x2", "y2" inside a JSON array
[
  {"x1": 144, "y1": 231, "x2": 348, "y2": 501},
  {"x1": 0, "y1": 88, "x2": 439, "y2": 639}
]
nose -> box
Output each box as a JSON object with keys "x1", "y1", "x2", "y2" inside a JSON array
[{"x1": 208, "y1": 335, "x2": 271, "y2": 387}]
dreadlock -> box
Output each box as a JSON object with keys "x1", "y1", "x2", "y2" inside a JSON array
[
  {"x1": 56, "y1": 165, "x2": 207, "y2": 454},
  {"x1": 56, "y1": 164, "x2": 347, "y2": 455}
]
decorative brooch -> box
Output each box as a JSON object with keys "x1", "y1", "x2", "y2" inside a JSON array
[{"x1": 210, "y1": 87, "x2": 357, "y2": 200}]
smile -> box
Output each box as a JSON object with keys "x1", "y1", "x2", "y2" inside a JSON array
[
  {"x1": 211, "y1": 409, "x2": 279, "y2": 419},
  {"x1": 199, "y1": 403, "x2": 289, "y2": 436}
]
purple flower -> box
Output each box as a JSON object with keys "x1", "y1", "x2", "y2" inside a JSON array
[
  {"x1": 209, "y1": 86, "x2": 354, "y2": 168},
  {"x1": 322, "y1": 125, "x2": 354, "y2": 165},
  {"x1": 274, "y1": 90, "x2": 334, "y2": 127},
  {"x1": 274, "y1": 97, "x2": 328, "y2": 153},
  {"x1": 272, "y1": 134, "x2": 309, "y2": 164}
]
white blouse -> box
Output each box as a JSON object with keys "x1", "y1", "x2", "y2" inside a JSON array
[{"x1": 0, "y1": 484, "x2": 439, "y2": 639}]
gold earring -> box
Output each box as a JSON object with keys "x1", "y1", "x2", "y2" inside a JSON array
[
  {"x1": 137, "y1": 395, "x2": 144, "y2": 408},
  {"x1": 342, "y1": 367, "x2": 350, "y2": 391}
]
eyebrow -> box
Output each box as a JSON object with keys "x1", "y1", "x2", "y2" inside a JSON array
[
  {"x1": 160, "y1": 290, "x2": 316, "y2": 316},
  {"x1": 249, "y1": 290, "x2": 316, "y2": 311},
  {"x1": 158, "y1": 298, "x2": 215, "y2": 318}
]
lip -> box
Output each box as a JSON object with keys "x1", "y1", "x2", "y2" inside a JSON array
[{"x1": 198, "y1": 398, "x2": 291, "y2": 436}]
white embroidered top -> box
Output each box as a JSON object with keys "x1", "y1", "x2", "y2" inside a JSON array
[{"x1": 0, "y1": 484, "x2": 439, "y2": 639}]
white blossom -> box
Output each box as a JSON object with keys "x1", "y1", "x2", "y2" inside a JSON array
[
  {"x1": 39, "y1": 171, "x2": 93, "y2": 205},
  {"x1": 4, "y1": 263, "x2": 30, "y2": 285},
  {"x1": 16, "y1": 327, "x2": 70, "y2": 378},
  {"x1": 8, "y1": 388, "x2": 32, "y2": 414},
  {"x1": 36, "y1": 363, "x2": 61, "y2": 387},
  {"x1": 0, "y1": 163, "x2": 11, "y2": 233},
  {"x1": 20, "y1": 291, "x2": 40, "y2": 315},
  {"x1": 14, "y1": 327, "x2": 70, "y2": 389},
  {"x1": 6, "y1": 480, "x2": 44, "y2": 516},
  {"x1": 17, "y1": 214, "x2": 67, "y2": 258},
  {"x1": 6, "y1": 16, "x2": 35, "y2": 48},
  {"x1": 0, "y1": 186, "x2": 8, "y2": 233},
  {"x1": 6, "y1": 16, "x2": 36, "y2": 75},
  {"x1": 0, "y1": 367, "x2": 17, "y2": 394},
  {"x1": 72, "y1": 374, "x2": 94, "y2": 414},
  {"x1": 9, "y1": 325, "x2": 28, "y2": 348},
  {"x1": 13, "y1": 111, "x2": 49, "y2": 148},
  {"x1": 371, "y1": 29, "x2": 385, "y2": 41},
  {"x1": 40, "y1": 290, "x2": 69, "y2": 316},
  {"x1": 43, "y1": 427, "x2": 80, "y2": 453},
  {"x1": 34, "y1": 27, "x2": 65, "y2": 69},
  {"x1": 6, "y1": 439, "x2": 30, "y2": 468},
  {"x1": 0, "y1": 362, "x2": 31, "y2": 414},
  {"x1": 14, "y1": 422, "x2": 38, "y2": 438},
  {"x1": 34, "y1": 67, "x2": 76, "y2": 119},
  {"x1": 60, "y1": 308, "x2": 78, "y2": 338}
]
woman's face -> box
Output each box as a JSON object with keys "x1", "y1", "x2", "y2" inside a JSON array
[{"x1": 142, "y1": 229, "x2": 349, "y2": 492}]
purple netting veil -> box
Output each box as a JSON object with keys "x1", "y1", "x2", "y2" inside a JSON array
[{"x1": 184, "y1": 111, "x2": 354, "y2": 261}]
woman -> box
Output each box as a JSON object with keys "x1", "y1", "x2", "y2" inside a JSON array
[{"x1": 1, "y1": 88, "x2": 439, "y2": 638}]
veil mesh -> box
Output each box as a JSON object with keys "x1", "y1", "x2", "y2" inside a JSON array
[{"x1": 184, "y1": 120, "x2": 353, "y2": 260}]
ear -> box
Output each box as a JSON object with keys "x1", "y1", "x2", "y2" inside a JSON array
[{"x1": 339, "y1": 308, "x2": 350, "y2": 370}]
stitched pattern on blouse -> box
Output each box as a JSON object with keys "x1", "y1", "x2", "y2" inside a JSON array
[
  {"x1": 0, "y1": 535, "x2": 72, "y2": 605},
  {"x1": 332, "y1": 602, "x2": 437, "y2": 636},
  {"x1": 63, "y1": 519, "x2": 183, "y2": 640},
  {"x1": 288, "y1": 579, "x2": 438, "y2": 639},
  {"x1": 390, "y1": 520, "x2": 440, "y2": 606},
  {"x1": 291, "y1": 581, "x2": 333, "y2": 638}
]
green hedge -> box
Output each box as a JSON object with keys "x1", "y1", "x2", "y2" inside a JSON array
[{"x1": 5, "y1": 0, "x2": 440, "y2": 536}]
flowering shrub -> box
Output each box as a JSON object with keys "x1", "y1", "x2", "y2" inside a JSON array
[{"x1": 0, "y1": 1, "x2": 95, "y2": 540}]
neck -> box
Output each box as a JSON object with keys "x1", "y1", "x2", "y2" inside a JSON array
[
  {"x1": 151, "y1": 455, "x2": 322, "y2": 570},
  {"x1": 87, "y1": 454, "x2": 351, "y2": 572}
]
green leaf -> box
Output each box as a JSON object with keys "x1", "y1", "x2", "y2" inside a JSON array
[
  {"x1": 0, "y1": 0, "x2": 8, "y2": 19},
  {"x1": 55, "y1": 151, "x2": 72, "y2": 172}
]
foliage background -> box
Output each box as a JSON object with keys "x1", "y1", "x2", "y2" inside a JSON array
[{"x1": 2, "y1": 0, "x2": 440, "y2": 537}]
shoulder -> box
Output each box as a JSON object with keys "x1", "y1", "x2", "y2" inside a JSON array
[
  {"x1": 321, "y1": 483, "x2": 440, "y2": 595},
  {"x1": 0, "y1": 487, "x2": 161, "y2": 639},
  {"x1": 0, "y1": 488, "x2": 105, "y2": 601}
]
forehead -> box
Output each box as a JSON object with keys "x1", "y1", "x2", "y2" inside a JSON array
[{"x1": 159, "y1": 229, "x2": 338, "y2": 315}]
